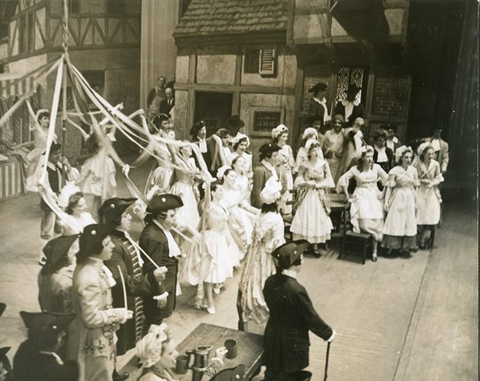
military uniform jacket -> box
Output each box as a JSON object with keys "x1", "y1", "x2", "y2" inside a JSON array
[
  {"x1": 139, "y1": 222, "x2": 177, "y2": 320},
  {"x1": 104, "y1": 231, "x2": 157, "y2": 355},
  {"x1": 263, "y1": 273, "x2": 333, "y2": 375},
  {"x1": 66, "y1": 257, "x2": 121, "y2": 381}
]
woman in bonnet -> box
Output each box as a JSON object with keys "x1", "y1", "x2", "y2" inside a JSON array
[
  {"x1": 238, "y1": 177, "x2": 286, "y2": 334},
  {"x1": 414, "y1": 142, "x2": 443, "y2": 249},
  {"x1": 272, "y1": 124, "x2": 295, "y2": 215}
]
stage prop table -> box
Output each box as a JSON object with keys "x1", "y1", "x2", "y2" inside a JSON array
[{"x1": 174, "y1": 323, "x2": 264, "y2": 380}]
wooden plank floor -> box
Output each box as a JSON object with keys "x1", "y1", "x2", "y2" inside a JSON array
[
  {"x1": 393, "y1": 202, "x2": 478, "y2": 381},
  {"x1": 0, "y1": 162, "x2": 477, "y2": 381}
]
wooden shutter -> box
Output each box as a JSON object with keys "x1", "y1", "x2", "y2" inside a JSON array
[{"x1": 259, "y1": 48, "x2": 276, "y2": 75}]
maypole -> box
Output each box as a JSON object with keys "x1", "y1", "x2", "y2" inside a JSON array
[{"x1": 61, "y1": 0, "x2": 69, "y2": 186}]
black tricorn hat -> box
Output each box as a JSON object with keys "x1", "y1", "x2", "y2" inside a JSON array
[
  {"x1": 42, "y1": 235, "x2": 79, "y2": 273},
  {"x1": 381, "y1": 123, "x2": 398, "y2": 132},
  {"x1": 19, "y1": 311, "x2": 75, "y2": 346},
  {"x1": 226, "y1": 115, "x2": 245, "y2": 129},
  {"x1": 189, "y1": 121, "x2": 206, "y2": 137},
  {"x1": 346, "y1": 83, "x2": 361, "y2": 95},
  {"x1": 147, "y1": 194, "x2": 183, "y2": 215},
  {"x1": 372, "y1": 129, "x2": 387, "y2": 140},
  {"x1": 76, "y1": 224, "x2": 112, "y2": 262},
  {"x1": 99, "y1": 198, "x2": 137, "y2": 227},
  {"x1": 49, "y1": 143, "x2": 62, "y2": 155},
  {"x1": 259, "y1": 142, "x2": 281, "y2": 155},
  {"x1": 271, "y1": 240, "x2": 310, "y2": 270},
  {"x1": 309, "y1": 82, "x2": 328, "y2": 94}
]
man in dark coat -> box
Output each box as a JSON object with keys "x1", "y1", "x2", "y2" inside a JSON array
[
  {"x1": 100, "y1": 198, "x2": 167, "y2": 355},
  {"x1": 159, "y1": 87, "x2": 175, "y2": 117},
  {"x1": 308, "y1": 82, "x2": 331, "y2": 130},
  {"x1": 14, "y1": 311, "x2": 78, "y2": 381},
  {"x1": 334, "y1": 84, "x2": 366, "y2": 127},
  {"x1": 263, "y1": 241, "x2": 336, "y2": 380},
  {"x1": 372, "y1": 130, "x2": 395, "y2": 173},
  {"x1": 252, "y1": 143, "x2": 282, "y2": 208},
  {"x1": 139, "y1": 194, "x2": 183, "y2": 331}
]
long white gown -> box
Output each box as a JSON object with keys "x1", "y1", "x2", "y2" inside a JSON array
[
  {"x1": 337, "y1": 164, "x2": 388, "y2": 241},
  {"x1": 290, "y1": 159, "x2": 334, "y2": 244},
  {"x1": 414, "y1": 160, "x2": 443, "y2": 226}
]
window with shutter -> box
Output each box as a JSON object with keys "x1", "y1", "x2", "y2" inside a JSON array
[{"x1": 259, "y1": 48, "x2": 276, "y2": 76}]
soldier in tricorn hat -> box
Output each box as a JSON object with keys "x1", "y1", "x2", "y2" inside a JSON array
[
  {"x1": 139, "y1": 194, "x2": 184, "y2": 331},
  {"x1": 263, "y1": 241, "x2": 336, "y2": 381}
]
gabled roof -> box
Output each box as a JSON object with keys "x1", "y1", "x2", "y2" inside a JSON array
[{"x1": 174, "y1": 0, "x2": 289, "y2": 38}]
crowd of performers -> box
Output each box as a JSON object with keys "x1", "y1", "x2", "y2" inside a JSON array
[{"x1": 0, "y1": 82, "x2": 450, "y2": 381}]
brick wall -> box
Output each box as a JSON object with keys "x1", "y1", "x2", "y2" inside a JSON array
[{"x1": 372, "y1": 66, "x2": 410, "y2": 118}]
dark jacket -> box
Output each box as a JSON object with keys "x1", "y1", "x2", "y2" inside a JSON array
[
  {"x1": 159, "y1": 98, "x2": 175, "y2": 116},
  {"x1": 104, "y1": 230, "x2": 157, "y2": 355},
  {"x1": 308, "y1": 100, "x2": 326, "y2": 128},
  {"x1": 263, "y1": 273, "x2": 332, "y2": 375},
  {"x1": 373, "y1": 146, "x2": 394, "y2": 173},
  {"x1": 139, "y1": 222, "x2": 178, "y2": 322},
  {"x1": 334, "y1": 102, "x2": 365, "y2": 127},
  {"x1": 14, "y1": 341, "x2": 78, "y2": 381}
]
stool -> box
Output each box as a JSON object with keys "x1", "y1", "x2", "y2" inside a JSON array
[{"x1": 340, "y1": 230, "x2": 372, "y2": 264}]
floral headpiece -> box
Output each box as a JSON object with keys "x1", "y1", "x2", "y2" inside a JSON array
[
  {"x1": 417, "y1": 142, "x2": 433, "y2": 156},
  {"x1": 260, "y1": 177, "x2": 282, "y2": 205},
  {"x1": 230, "y1": 133, "x2": 250, "y2": 148},
  {"x1": 136, "y1": 323, "x2": 170, "y2": 368},
  {"x1": 361, "y1": 145, "x2": 374, "y2": 154},
  {"x1": 216, "y1": 165, "x2": 232, "y2": 180},
  {"x1": 395, "y1": 145, "x2": 413, "y2": 163},
  {"x1": 57, "y1": 182, "x2": 81, "y2": 208},
  {"x1": 272, "y1": 124, "x2": 288, "y2": 139},
  {"x1": 302, "y1": 127, "x2": 318, "y2": 141}
]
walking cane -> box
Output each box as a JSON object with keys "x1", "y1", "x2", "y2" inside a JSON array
[{"x1": 324, "y1": 341, "x2": 332, "y2": 381}]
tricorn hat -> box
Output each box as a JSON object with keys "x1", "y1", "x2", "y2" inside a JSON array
[
  {"x1": 346, "y1": 83, "x2": 361, "y2": 95},
  {"x1": 19, "y1": 311, "x2": 75, "y2": 347},
  {"x1": 48, "y1": 143, "x2": 62, "y2": 155},
  {"x1": 189, "y1": 121, "x2": 206, "y2": 137},
  {"x1": 226, "y1": 115, "x2": 245, "y2": 129},
  {"x1": 147, "y1": 194, "x2": 183, "y2": 215},
  {"x1": 76, "y1": 224, "x2": 112, "y2": 262},
  {"x1": 259, "y1": 142, "x2": 281, "y2": 155},
  {"x1": 381, "y1": 123, "x2": 397, "y2": 132},
  {"x1": 99, "y1": 198, "x2": 137, "y2": 227},
  {"x1": 271, "y1": 240, "x2": 310, "y2": 270},
  {"x1": 309, "y1": 82, "x2": 328, "y2": 94},
  {"x1": 42, "y1": 235, "x2": 79, "y2": 273}
]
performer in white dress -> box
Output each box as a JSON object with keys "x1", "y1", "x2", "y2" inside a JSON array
[
  {"x1": 337, "y1": 146, "x2": 388, "y2": 261},
  {"x1": 294, "y1": 127, "x2": 319, "y2": 174},
  {"x1": 229, "y1": 133, "x2": 253, "y2": 171},
  {"x1": 25, "y1": 109, "x2": 55, "y2": 192},
  {"x1": 272, "y1": 124, "x2": 295, "y2": 215},
  {"x1": 77, "y1": 129, "x2": 121, "y2": 218},
  {"x1": 130, "y1": 123, "x2": 174, "y2": 196},
  {"x1": 290, "y1": 139, "x2": 334, "y2": 257},
  {"x1": 238, "y1": 177, "x2": 285, "y2": 334},
  {"x1": 382, "y1": 146, "x2": 419, "y2": 255},
  {"x1": 169, "y1": 143, "x2": 202, "y2": 230},
  {"x1": 57, "y1": 183, "x2": 96, "y2": 235},
  {"x1": 218, "y1": 166, "x2": 259, "y2": 264},
  {"x1": 198, "y1": 182, "x2": 236, "y2": 314},
  {"x1": 414, "y1": 142, "x2": 444, "y2": 249},
  {"x1": 232, "y1": 155, "x2": 252, "y2": 202}
]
